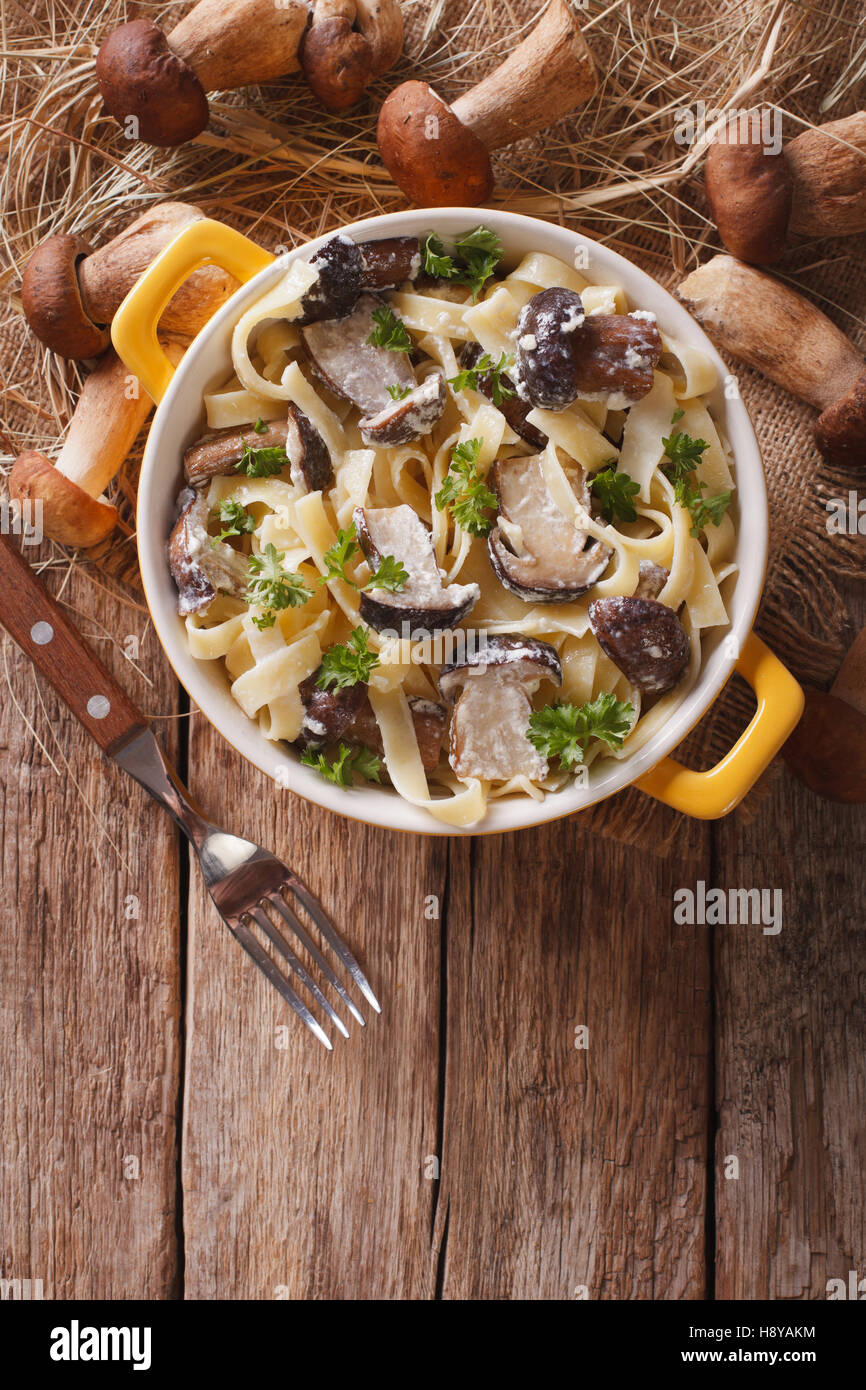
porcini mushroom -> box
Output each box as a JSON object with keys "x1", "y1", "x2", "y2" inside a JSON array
[
  {"x1": 96, "y1": 0, "x2": 402, "y2": 145},
  {"x1": 8, "y1": 349, "x2": 170, "y2": 548},
  {"x1": 783, "y1": 628, "x2": 866, "y2": 803},
  {"x1": 459, "y1": 344, "x2": 547, "y2": 447},
  {"x1": 589, "y1": 596, "x2": 690, "y2": 695},
  {"x1": 296, "y1": 675, "x2": 446, "y2": 772},
  {"x1": 677, "y1": 255, "x2": 866, "y2": 465},
  {"x1": 353, "y1": 504, "x2": 479, "y2": 636},
  {"x1": 182, "y1": 408, "x2": 333, "y2": 492},
  {"x1": 784, "y1": 112, "x2": 866, "y2": 239},
  {"x1": 21, "y1": 202, "x2": 235, "y2": 359},
  {"x1": 297, "y1": 234, "x2": 421, "y2": 325},
  {"x1": 487, "y1": 454, "x2": 611, "y2": 602},
  {"x1": 704, "y1": 111, "x2": 793, "y2": 265},
  {"x1": 376, "y1": 0, "x2": 597, "y2": 205},
  {"x1": 438, "y1": 634, "x2": 562, "y2": 781},
  {"x1": 168, "y1": 487, "x2": 249, "y2": 616}
]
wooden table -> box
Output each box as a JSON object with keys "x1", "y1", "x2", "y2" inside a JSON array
[{"x1": 1, "y1": 563, "x2": 864, "y2": 1301}]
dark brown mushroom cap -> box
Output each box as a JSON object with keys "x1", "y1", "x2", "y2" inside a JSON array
[
  {"x1": 296, "y1": 675, "x2": 446, "y2": 773},
  {"x1": 9, "y1": 450, "x2": 118, "y2": 548},
  {"x1": 360, "y1": 373, "x2": 447, "y2": 447},
  {"x1": 705, "y1": 130, "x2": 793, "y2": 265},
  {"x1": 300, "y1": 17, "x2": 372, "y2": 112},
  {"x1": 782, "y1": 690, "x2": 866, "y2": 803},
  {"x1": 438, "y1": 633, "x2": 562, "y2": 700},
  {"x1": 96, "y1": 19, "x2": 209, "y2": 147},
  {"x1": 813, "y1": 371, "x2": 866, "y2": 466},
  {"x1": 286, "y1": 404, "x2": 333, "y2": 492},
  {"x1": 358, "y1": 237, "x2": 422, "y2": 290},
  {"x1": 168, "y1": 487, "x2": 248, "y2": 616},
  {"x1": 183, "y1": 420, "x2": 290, "y2": 486},
  {"x1": 21, "y1": 232, "x2": 109, "y2": 359},
  {"x1": 377, "y1": 81, "x2": 494, "y2": 207},
  {"x1": 298, "y1": 236, "x2": 363, "y2": 325},
  {"x1": 589, "y1": 595, "x2": 689, "y2": 695},
  {"x1": 516, "y1": 288, "x2": 585, "y2": 410}
]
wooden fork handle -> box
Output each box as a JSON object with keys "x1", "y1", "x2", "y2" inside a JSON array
[{"x1": 0, "y1": 532, "x2": 148, "y2": 756}]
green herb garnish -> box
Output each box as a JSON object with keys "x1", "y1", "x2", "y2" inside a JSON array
[
  {"x1": 423, "y1": 232, "x2": 456, "y2": 279},
  {"x1": 387, "y1": 383, "x2": 413, "y2": 401},
  {"x1": 434, "y1": 437, "x2": 497, "y2": 537},
  {"x1": 235, "y1": 439, "x2": 289, "y2": 478},
  {"x1": 589, "y1": 466, "x2": 640, "y2": 524},
  {"x1": 422, "y1": 225, "x2": 504, "y2": 302},
  {"x1": 316, "y1": 626, "x2": 380, "y2": 690},
  {"x1": 300, "y1": 743, "x2": 382, "y2": 788},
  {"x1": 319, "y1": 522, "x2": 407, "y2": 593},
  {"x1": 210, "y1": 498, "x2": 256, "y2": 546},
  {"x1": 527, "y1": 694, "x2": 635, "y2": 769},
  {"x1": 366, "y1": 305, "x2": 413, "y2": 353},
  {"x1": 448, "y1": 351, "x2": 516, "y2": 407},
  {"x1": 662, "y1": 415, "x2": 731, "y2": 537},
  {"x1": 253, "y1": 417, "x2": 269, "y2": 434},
  {"x1": 244, "y1": 543, "x2": 312, "y2": 629}
]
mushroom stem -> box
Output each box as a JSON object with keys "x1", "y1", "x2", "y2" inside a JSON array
[
  {"x1": 167, "y1": 0, "x2": 307, "y2": 89},
  {"x1": 53, "y1": 352, "x2": 155, "y2": 497},
  {"x1": 677, "y1": 254, "x2": 863, "y2": 412},
  {"x1": 450, "y1": 0, "x2": 598, "y2": 151}
]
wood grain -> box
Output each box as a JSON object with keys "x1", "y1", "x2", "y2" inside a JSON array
[{"x1": 0, "y1": 567, "x2": 181, "y2": 1298}]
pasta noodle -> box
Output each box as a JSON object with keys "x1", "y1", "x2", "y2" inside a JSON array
[{"x1": 174, "y1": 234, "x2": 737, "y2": 827}]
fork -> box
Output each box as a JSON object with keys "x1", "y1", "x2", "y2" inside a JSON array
[{"x1": 0, "y1": 532, "x2": 379, "y2": 1049}]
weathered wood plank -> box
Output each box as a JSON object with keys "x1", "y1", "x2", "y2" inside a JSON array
[
  {"x1": 0, "y1": 568, "x2": 181, "y2": 1298},
  {"x1": 713, "y1": 768, "x2": 866, "y2": 1300},
  {"x1": 437, "y1": 822, "x2": 713, "y2": 1300},
  {"x1": 180, "y1": 720, "x2": 446, "y2": 1299}
]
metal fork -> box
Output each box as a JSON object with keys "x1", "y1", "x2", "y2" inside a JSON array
[{"x1": 0, "y1": 532, "x2": 379, "y2": 1049}]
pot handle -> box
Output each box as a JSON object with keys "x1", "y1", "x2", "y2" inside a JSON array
[
  {"x1": 635, "y1": 632, "x2": 804, "y2": 819},
  {"x1": 111, "y1": 219, "x2": 275, "y2": 405}
]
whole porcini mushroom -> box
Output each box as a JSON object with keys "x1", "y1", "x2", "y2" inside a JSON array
[
  {"x1": 677, "y1": 255, "x2": 866, "y2": 466},
  {"x1": 8, "y1": 350, "x2": 177, "y2": 548},
  {"x1": 783, "y1": 628, "x2": 866, "y2": 803},
  {"x1": 704, "y1": 110, "x2": 793, "y2": 265},
  {"x1": 96, "y1": 0, "x2": 402, "y2": 146},
  {"x1": 377, "y1": 0, "x2": 597, "y2": 205},
  {"x1": 21, "y1": 202, "x2": 236, "y2": 360},
  {"x1": 704, "y1": 109, "x2": 866, "y2": 264}
]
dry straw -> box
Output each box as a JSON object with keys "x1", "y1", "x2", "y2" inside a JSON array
[{"x1": 0, "y1": 0, "x2": 863, "y2": 848}]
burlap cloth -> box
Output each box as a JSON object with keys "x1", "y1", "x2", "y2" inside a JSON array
[{"x1": 1, "y1": 0, "x2": 863, "y2": 854}]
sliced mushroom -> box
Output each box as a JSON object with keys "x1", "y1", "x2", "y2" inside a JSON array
[
  {"x1": 516, "y1": 288, "x2": 663, "y2": 410},
  {"x1": 460, "y1": 343, "x2": 547, "y2": 448},
  {"x1": 487, "y1": 454, "x2": 611, "y2": 602},
  {"x1": 358, "y1": 236, "x2": 421, "y2": 290},
  {"x1": 183, "y1": 420, "x2": 288, "y2": 486},
  {"x1": 516, "y1": 287, "x2": 586, "y2": 410},
  {"x1": 570, "y1": 313, "x2": 663, "y2": 406},
  {"x1": 285, "y1": 404, "x2": 334, "y2": 491},
  {"x1": 301, "y1": 293, "x2": 416, "y2": 417},
  {"x1": 438, "y1": 634, "x2": 562, "y2": 781},
  {"x1": 297, "y1": 234, "x2": 421, "y2": 326},
  {"x1": 168, "y1": 487, "x2": 249, "y2": 616},
  {"x1": 634, "y1": 560, "x2": 669, "y2": 600},
  {"x1": 360, "y1": 372, "x2": 447, "y2": 447},
  {"x1": 296, "y1": 674, "x2": 446, "y2": 772},
  {"x1": 589, "y1": 595, "x2": 689, "y2": 695},
  {"x1": 353, "y1": 503, "x2": 479, "y2": 636}
]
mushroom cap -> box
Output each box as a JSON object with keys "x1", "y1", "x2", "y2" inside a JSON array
[
  {"x1": 301, "y1": 17, "x2": 373, "y2": 111},
  {"x1": 813, "y1": 371, "x2": 866, "y2": 466},
  {"x1": 783, "y1": 690, "x2": 866, "y2": 803},
  {"x1": 377, "y1": 81, "x2": 494, "y2": 207},
  {"x1": 9, "y1": 451, "x2": 118, "y2": 548},
  {"x1": 438, "y1": 633, "x2": 562, "y2": 700},
  {"x1": 96, "y1": 19, "x2": 209, "y2": 147},
  {"x1": 21, "y1": 232, "x2": 109, "y2": 359},
  {"x1": 589, "y1": 596, "x2": 689, "y2": 695},
  {"x1": 704, "y1": 124, "x2": 792, "y2": 265}
]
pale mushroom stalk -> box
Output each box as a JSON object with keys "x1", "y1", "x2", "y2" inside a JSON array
[
  {"x1": 8, "y1": 349, "x2": 181, "y2": 548},
  {"x1": 376, "y1": 0, "x2": 597, "y2": 205},
  {"x1": 22, "y1": 203, "x2": 236, "y2": 359}
]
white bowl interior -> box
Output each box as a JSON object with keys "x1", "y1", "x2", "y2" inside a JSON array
[{"x1": 137, "y1": 209, "x2": 767, "y2": 836}]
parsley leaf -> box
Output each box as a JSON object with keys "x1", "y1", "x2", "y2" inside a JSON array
[
  {"x1": 367, "y1": 305, "x2": 413, "y2": 353},
  {"x1": 367, "y1": 553, "x2": 409, "y2": 592},
  {"x1": 662, "y1": 417, "x2": 731, "y2": 537},
  {"x1": 434, "y1": 438, "x2": 497, "y2": 537},
  {"x1": 423, "y1": 232, "x2": 456, "y2": 279},
  {"x1": 235, "y1": 439, "x2": 289, "y2": 478},
  {"x1": 300, "y1": 743, "x2": 382, "y2": 788},
  {"x1": 387, "y1": 383, "x2": 413, "y2": 401},
  {"x1": 210, "y1": 498, "x2": 256, "y2": 546},
  {"x1": 448, "y1": 351, "x2": 516, "y2": 407},
  {"x1": 253, "y1": 417, "x2": 268, "y2": 434},
  {"x1": 527, "y1": 694, "x2": 635, "y2": 769},
  {"x1": 319, "y1": 523, "x2": 407, "y2": 593},
  {"x1": 316, "y1": 626, "x2": 380, "y2": 690},
  {"x1": 589, "y1": 466, "x2": 640, "y2": 524},
  {"x1": 244, "y1": 543, "x2": 312, "y2": 629}
]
